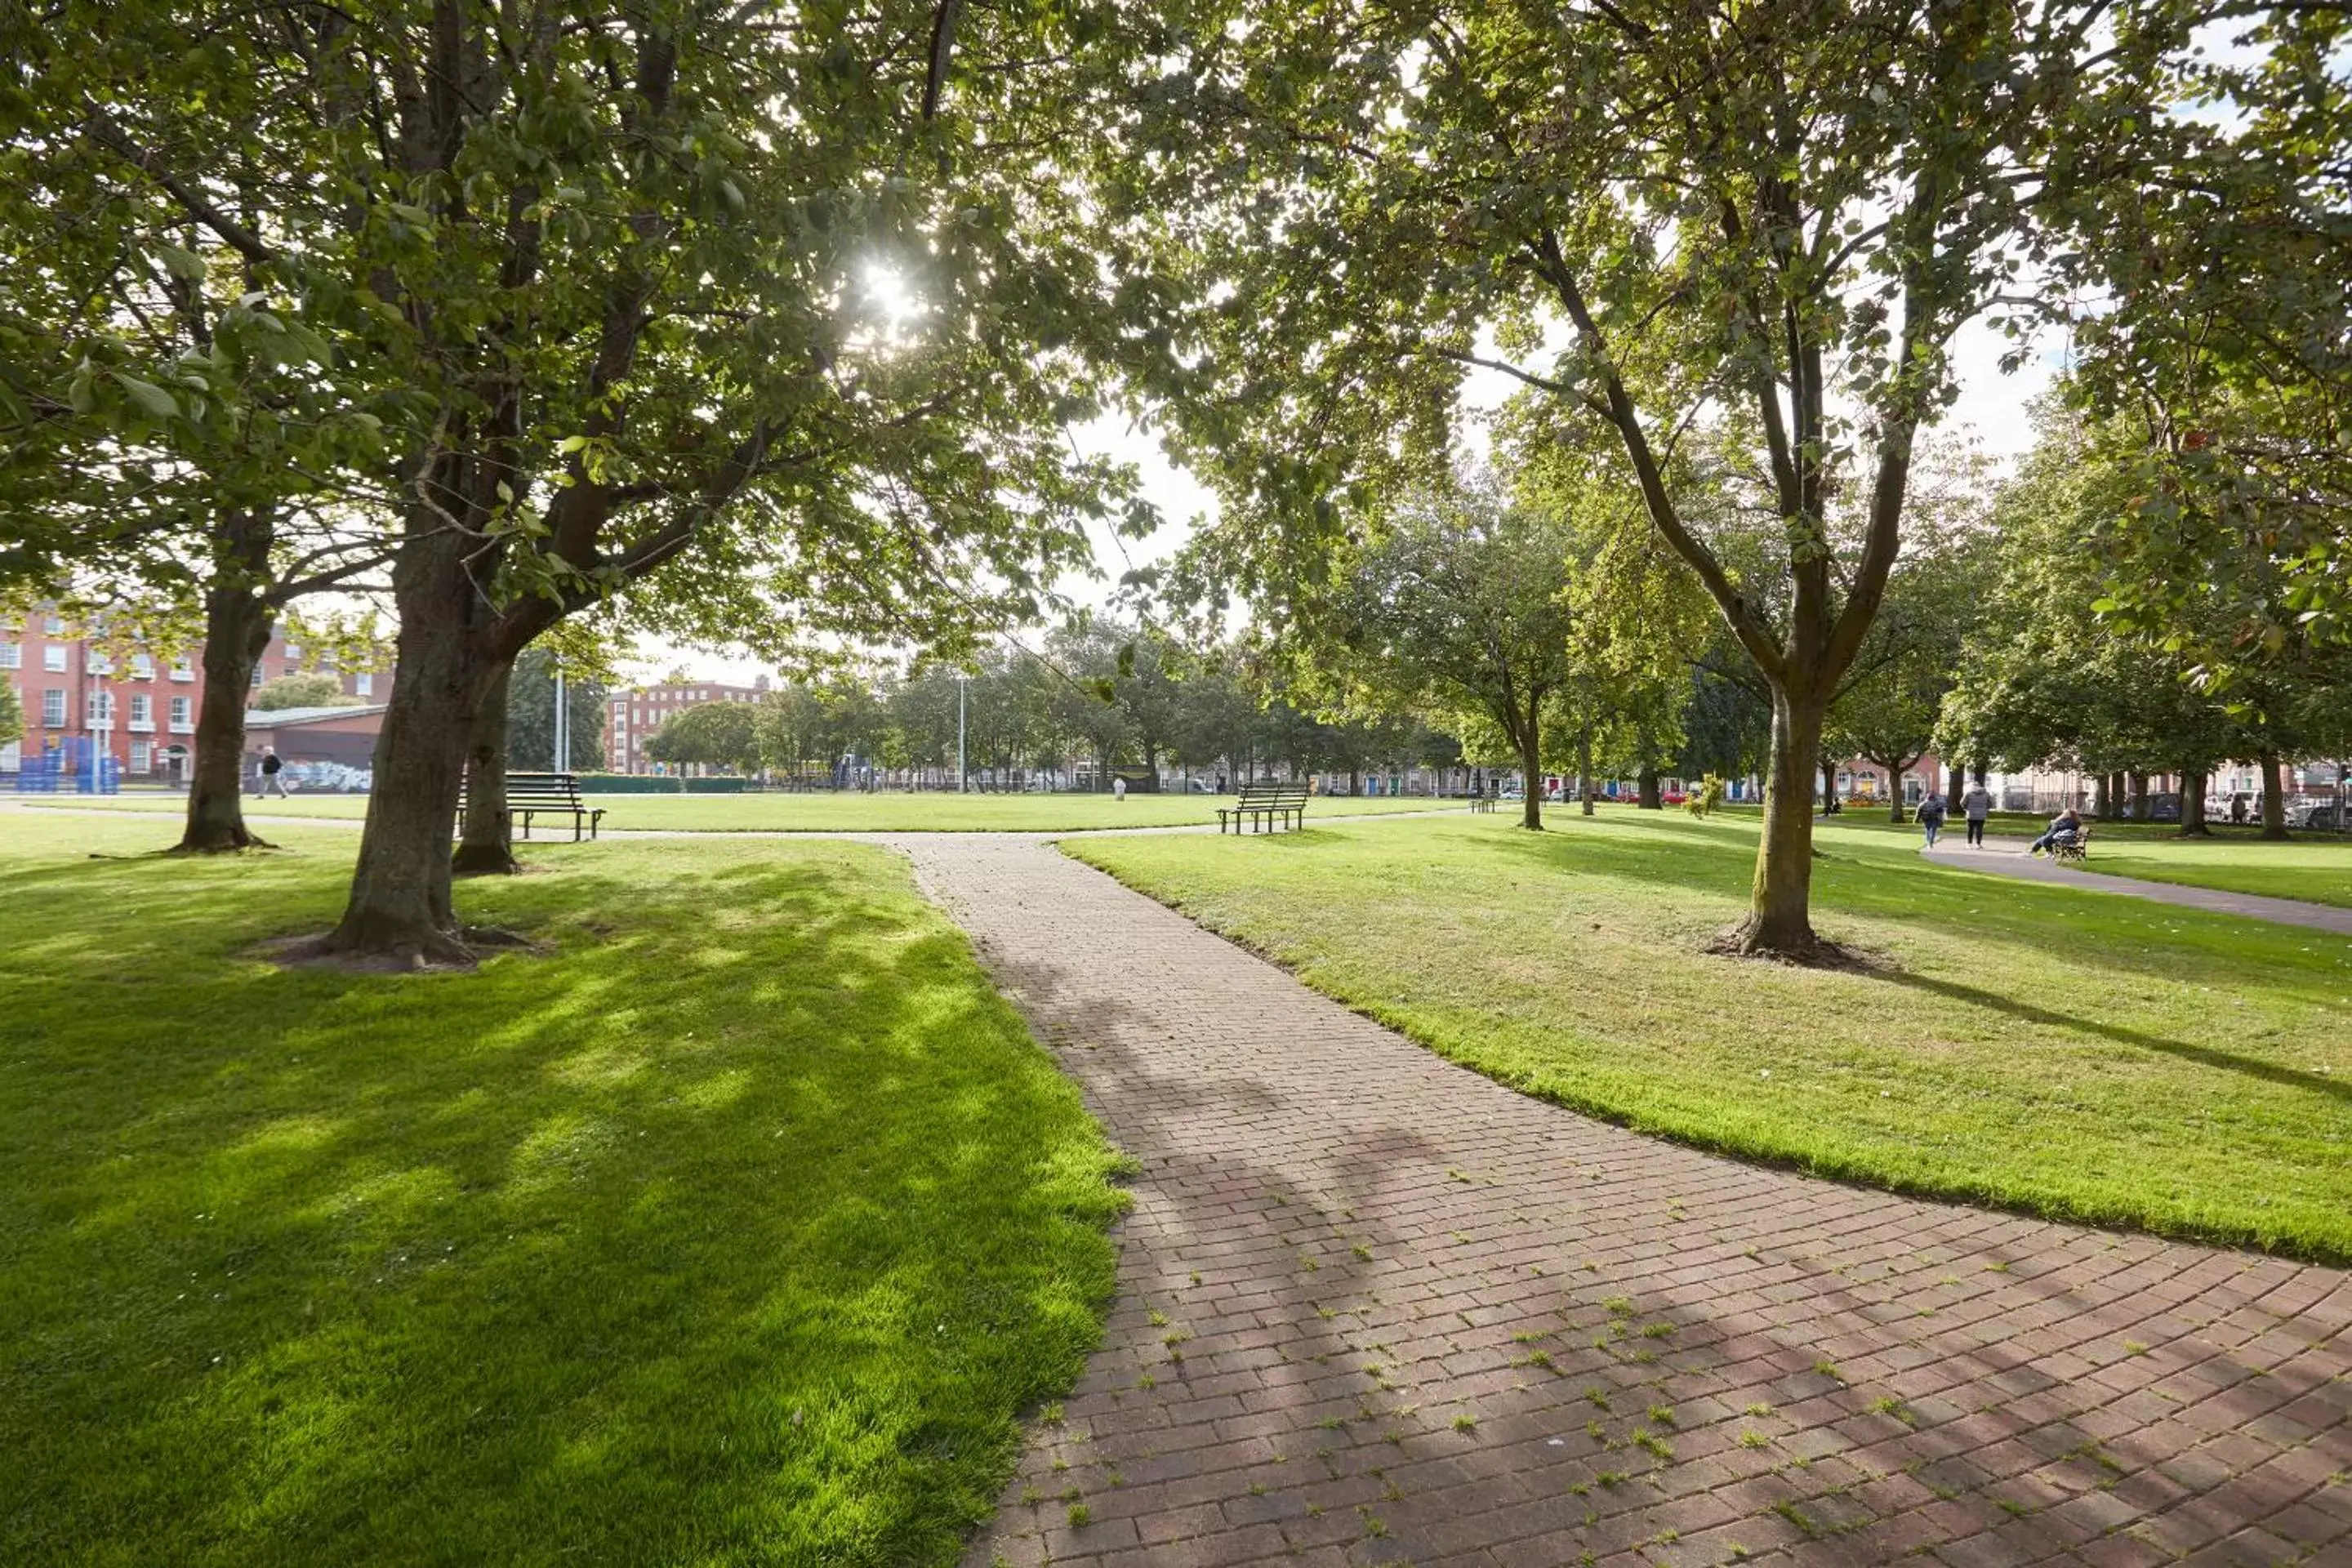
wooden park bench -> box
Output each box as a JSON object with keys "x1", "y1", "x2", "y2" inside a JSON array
[
  {"x1": 457, "y1": 771, "x2": 606, "y2": 841},
  {"x1": 1469, "y1": 786, "x2": 1498, "y2": 813},
  {"x1": 2048, "y1": 825, "x2": 2091, "y2": 863},
  {"x1": 1218, "y1": 782, "x2": 1310, "y2": 834}
]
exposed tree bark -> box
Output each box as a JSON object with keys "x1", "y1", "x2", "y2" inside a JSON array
[
  {"x1": 1348, "y1": 763, "x2": 1360, "y2": 798},
  {"x1": 1578, "y1": 729, "x2": 1596, "y2": 817},
  {"x1": 2258, "y1": 751, "x2": 2288, "y2": 840},
  {"x1": 1819, "y1": 756, "x2": 1839, "y2": 816},
  {"x1": 2090, "y1": 772, "x2": 2113, "y2": 821},
  {"x1": 453, "y1": 657, "x2": 519, "y2": 877},
  {"x1": 1864, "y1": 755, "x2": 1920, "y2": 823},
  {"x1": 2179, "y1": 766, "x2": 2212, "y2": 836},
  {"x1": 2128, "y1": 770, "x2": 2149, "y2": 820},
  {"x1": 1946, "y1": 762, "x2": 1963, "y2": 804},
  {"x1": 177, "y1": 578, "x2": 274, "y2": 853},
  {"x1": 1637, "y1": 764, "x2": 1661, "y2": 810},
  {"x1": 1731, "y1": 688, "x2": 1829, "y2": 955},
  {"x1": 1517, "y1": 713, "x2": 1544, "y2": 831}
]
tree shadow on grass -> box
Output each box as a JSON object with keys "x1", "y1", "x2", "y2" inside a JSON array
[
  {"x1": 0, "y1": 837, "x2": 1123, "y2": 1568},
  {"x1": 1877, "y1": 969, "x2": 2352, "y2": 1107}
]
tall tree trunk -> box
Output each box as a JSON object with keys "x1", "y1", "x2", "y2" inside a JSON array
[
  {"x1": 1945, "y1": 762, "x2": 1962, "y2": 804},
  {"x1": 1872, "y1": 759, "x2": 1908, "y2": 823},
  {"x1": 318, "y1": 533, "x2": 493, "y2": 965},
  {"x1": 2179, "y1": 766, "x2": 2212, "y2": 837},
  {"x1": 453, "y1": 657, "x2": 519, "y2": 876},
  {"x1": 2091, "y1": 772, "x2": 2113, "y2": 822},
  {"x1": 1578, "y1": 730, "x2": 1595, "y2": 817},
  {"x1": 2128, "y1": 770, "x2": 2149, "y2": 820},
  {"x1": 1518, "y1": 713, "x2": 1544, "y2": 831},
  {"x1": 1637, "y1": 764, "x2": 1661, "y2": 810},
  {"x1": 1818, "y1": 756, "x2": 1838, "y2": 816},
  {"x1": 2258, "y1": 751, "x2": 2287, "y2": 841},
  {"x1": 1348, "y1": 764, "x2": 1360, "y2": 797},
  {"x1": 176, "y1": 586, "x2": 274, "y2": 853},
  {"x1": 1733, "y1": 689, "x2": 1825, "y2": 955}
]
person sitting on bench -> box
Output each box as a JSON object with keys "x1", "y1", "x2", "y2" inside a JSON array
[{"x1": 2027, "y1": 807, "x2": 2083, "y2": 858}]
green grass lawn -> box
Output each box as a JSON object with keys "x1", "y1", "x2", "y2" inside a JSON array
[
  {"x1": 30, "y1": 787, "x2": 1449, "y2": 833},
  {"x1": 1071, "y1": 812, "x2": 2352, "y2": 1261},
  {"x1": 0, "y1": 813, "x2": 1124, "y2": 1567}
]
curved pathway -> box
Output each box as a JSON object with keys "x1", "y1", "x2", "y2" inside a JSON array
[
  {"x1": 1923, "y1": 838, "x2": 2352, "y2": 937},
  {"x1": 903, "y1": 835, "x2": 2352, "y2": 1568}
]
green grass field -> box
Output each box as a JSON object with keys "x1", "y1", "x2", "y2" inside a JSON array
[
  {"x1": 1071, "y1": 812, "x2": 2352, "y2": 1261},
  {"x1": 27, "y1": 787, "x2": 1450, "y2": 833},
  {"x1": 0, "y1": 814, "x2": 1124, "y2": 1566}
]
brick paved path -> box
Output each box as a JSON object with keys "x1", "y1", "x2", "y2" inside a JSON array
[{"x1": 902, "y1": 836, "x2": 2352, "y2": 1568}]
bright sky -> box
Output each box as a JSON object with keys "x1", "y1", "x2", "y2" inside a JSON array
[{"x1": 626, "y1": 312, "x2": 2060, "y2": 688}]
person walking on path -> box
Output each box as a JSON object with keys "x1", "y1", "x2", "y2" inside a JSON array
[
  {"x1": 256, "y1": 746, "x2": 288, "y2": 799},
  {"x1": 1960, "y1": 779, "x2": 1994, "y2": 845},
  {"x1": 1918, "y1": 790, "x2": 1948, "y2": 848}
]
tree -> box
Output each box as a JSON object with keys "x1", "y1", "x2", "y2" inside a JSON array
[
  {"x1": 252, "y1": 673, "x2": 357, "y2": 711},
  {"x1": 645, "y1": 702, "x2": 760, "y2": 775},
  {"x1": 1312, "y1": 471, "x2": 1584, "y2": 831},
  {"x1": 505, "y1": 648, "x2": 608, "y2": 774},
  {"x1": 0, "y1": 678, "x2": 21, "y2": 753},
  {"x1": 32, "y1": 1, "x2": 1141, "y2": 961},
  {"x1": 1116, "y1": 0, "x2": 2167, "y2": 956}
]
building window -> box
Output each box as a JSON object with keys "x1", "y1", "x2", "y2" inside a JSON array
[
  {"x1": 354, "y1": 672, "x2": 373, "y2": 697},
  {"x1": 169, "y1": 696, "x2": 192, "y2": 732},
  {"x1": 42, "y1": 614, "x2": 63, "y2": 635},
  {"x1": 130, "y1": 653, "x2": 154, "y2": 679},
  {"x1": 129, "y1": 694, "x2": 153, "y2": 730},
  {"x1": 250, "y1": 666, "x2": 264, "y2": 688},
  {"x1": 0, "y1": 739, "x2": 17, "y2": 772},
  {"x1": 87, "y1": 650, "x2": 112, "y2": 675},
  {"x1": 131, "y1": 741, "x2": 151, "y2": 772},
  {"x1": 89, "y1": 692, "x2": 113, "y2": 725},
  {"x1": 42, "y1": 689, "x2": 65, "y2": 727},
  {"x1": 0, "y1": 643, "x2": 16, "y2": 669},
  {"x1": 285, "y1": 643, "x2": 302, "y2": 661},
  {"x1": 170, "y1": 657, "x2": 194, "y2": 681},
  {"x1": 43, "y1": 645, "x2": 67, "y2": 673}
]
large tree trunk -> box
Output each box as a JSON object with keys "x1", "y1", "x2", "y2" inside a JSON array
[
  {"x1": 1578, "y1": 730, "x2": 1596, "y2": 817},
  {"x1": 2128, "y1": 770, "x2": 2149, "y2": 820},
  {"x1": 452, "y1": 657, "x2": 519, "y2": 877},
  {"x1": 1731, "y1": 689, "x2": 1825, "y2": 956},
  {"x1": 1637, "y1": 764, "x2": 1661, "y2": 810},
  {"x1": 1517, "y1": 716, "x2": 1543, "y2": 831},
  {"x1": 1818, "y1": 756, "x2": 1838, "y2": 816},
  {"x1": 2179, "y1": 767, "x2": 2212, "y2": 837},
  {"x1": 318, "y1": 532, "x2": 495, "y2": 966},
  {"x1": 176, "y1": 586, "x2": 274, "y2": 853},
  {"x1": 2258, "y1": 751, "x2": 2288, "y2": 841},
  {"x1": 1872, "y1": 759, "x2": 1908, "y2": 823},
  {"x1": 2091, "y1": 772, "x2": 2113, "y2": 822},
  {"x1": 1945, "y1": 762, "x2": 1962, "y2": 804}
]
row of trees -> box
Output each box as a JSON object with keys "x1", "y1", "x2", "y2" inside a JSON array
[
  {"x1": 635, "y1": 626, "x2": 1467, "y2": 791},
  {"x1": 7, "y1": 0, "x2": 2343, "y2": 962}
]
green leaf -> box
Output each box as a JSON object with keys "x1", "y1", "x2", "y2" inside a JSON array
[{"x1": 112, "y1": 374, "x2": 179, "y2": 421}]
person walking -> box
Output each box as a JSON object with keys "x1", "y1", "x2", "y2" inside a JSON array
[
  {"x1": 1960, "y1": 777, "x2": 1994, "y2": 846},
  {"x1": 257, "y1": 746, "x2": 288, "y2": 799},
  {"x1": 1918, "y1": 789, "x2": 1948, "y2": 849}
]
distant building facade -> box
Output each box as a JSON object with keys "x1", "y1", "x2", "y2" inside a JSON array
[
  {"x1": 2, "y1": 608, "x2": 394, "y2": 783},
  {"x1": 605, "y1": 676, "x2": 768, "y2": 774}
]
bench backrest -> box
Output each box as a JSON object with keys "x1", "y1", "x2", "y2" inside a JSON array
[
  {"x1": 1235, "y1": 785, "x2": 1309, "y2": 806},
  {"x1": 459, "y1": 772, "x2": 587, "y2": 807}
]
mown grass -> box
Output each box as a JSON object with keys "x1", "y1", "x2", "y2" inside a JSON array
[
  {"x1": 1071, "y1": 812, "x2": 2352, "y2": 1261},
  {"x1": 27, "y1": 788, "x2": 1448, "y2": 833},
  {"x1": 0, "y1": 813, "x2": 1124, "y2": 1567}
]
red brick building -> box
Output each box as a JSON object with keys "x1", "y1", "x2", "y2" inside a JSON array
[
  {"x1": 2, "y1": 609, "x2": 394, "y2": 784},
  {"x1": 606, "y1": 677, "x2": 767, "y2": 774}
]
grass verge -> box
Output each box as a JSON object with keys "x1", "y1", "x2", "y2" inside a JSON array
[
  {"x1": 0, "y1": 813, "x2": 1124, "y2": 1566},
  {"x1": 1069, "y1": 812, "x2": 2352, "y2": 1262}
]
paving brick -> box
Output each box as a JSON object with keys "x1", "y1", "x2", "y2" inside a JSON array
[{"x1": 914, "y1": 835, "x2": 2352, "y2": 1568}]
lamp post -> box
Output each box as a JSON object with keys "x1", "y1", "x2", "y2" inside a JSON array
[
  {"x1": 552, "y1": 656, "x2": 567, "y2": 773},
  {"x1": 956, "y1": 673, "x2": 969, "y2": 793}
]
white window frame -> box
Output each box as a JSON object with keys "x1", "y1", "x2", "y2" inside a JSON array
[
  {"x1": 0, "y1": 643, "x2": 17, "y2": 670},
  {"x1": 129, "y1": 694, "x2": 154, "y2": 731},
  {"x1": 41, "y1": 688, "x2": 66, "y2": 727},
  {"x1": 169, "y1": 696, "x2": 193, "y2": 733},
  {"x1": 170, "y1": 658, "x2": 195, "y2": 681},
  {"x1": 354, "y1": 671, "x2": 374, "y2": 697},
  {"x1": 43, "y1": 645, "x2": 68, "y2": 673}
]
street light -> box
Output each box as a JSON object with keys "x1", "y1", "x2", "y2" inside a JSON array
[
  {"x1": 956, "y1": 673, "x2": 969, "y2": 793},
  {"x1": 552, "y1": 655, "x2": 568, "y2": 773}
]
